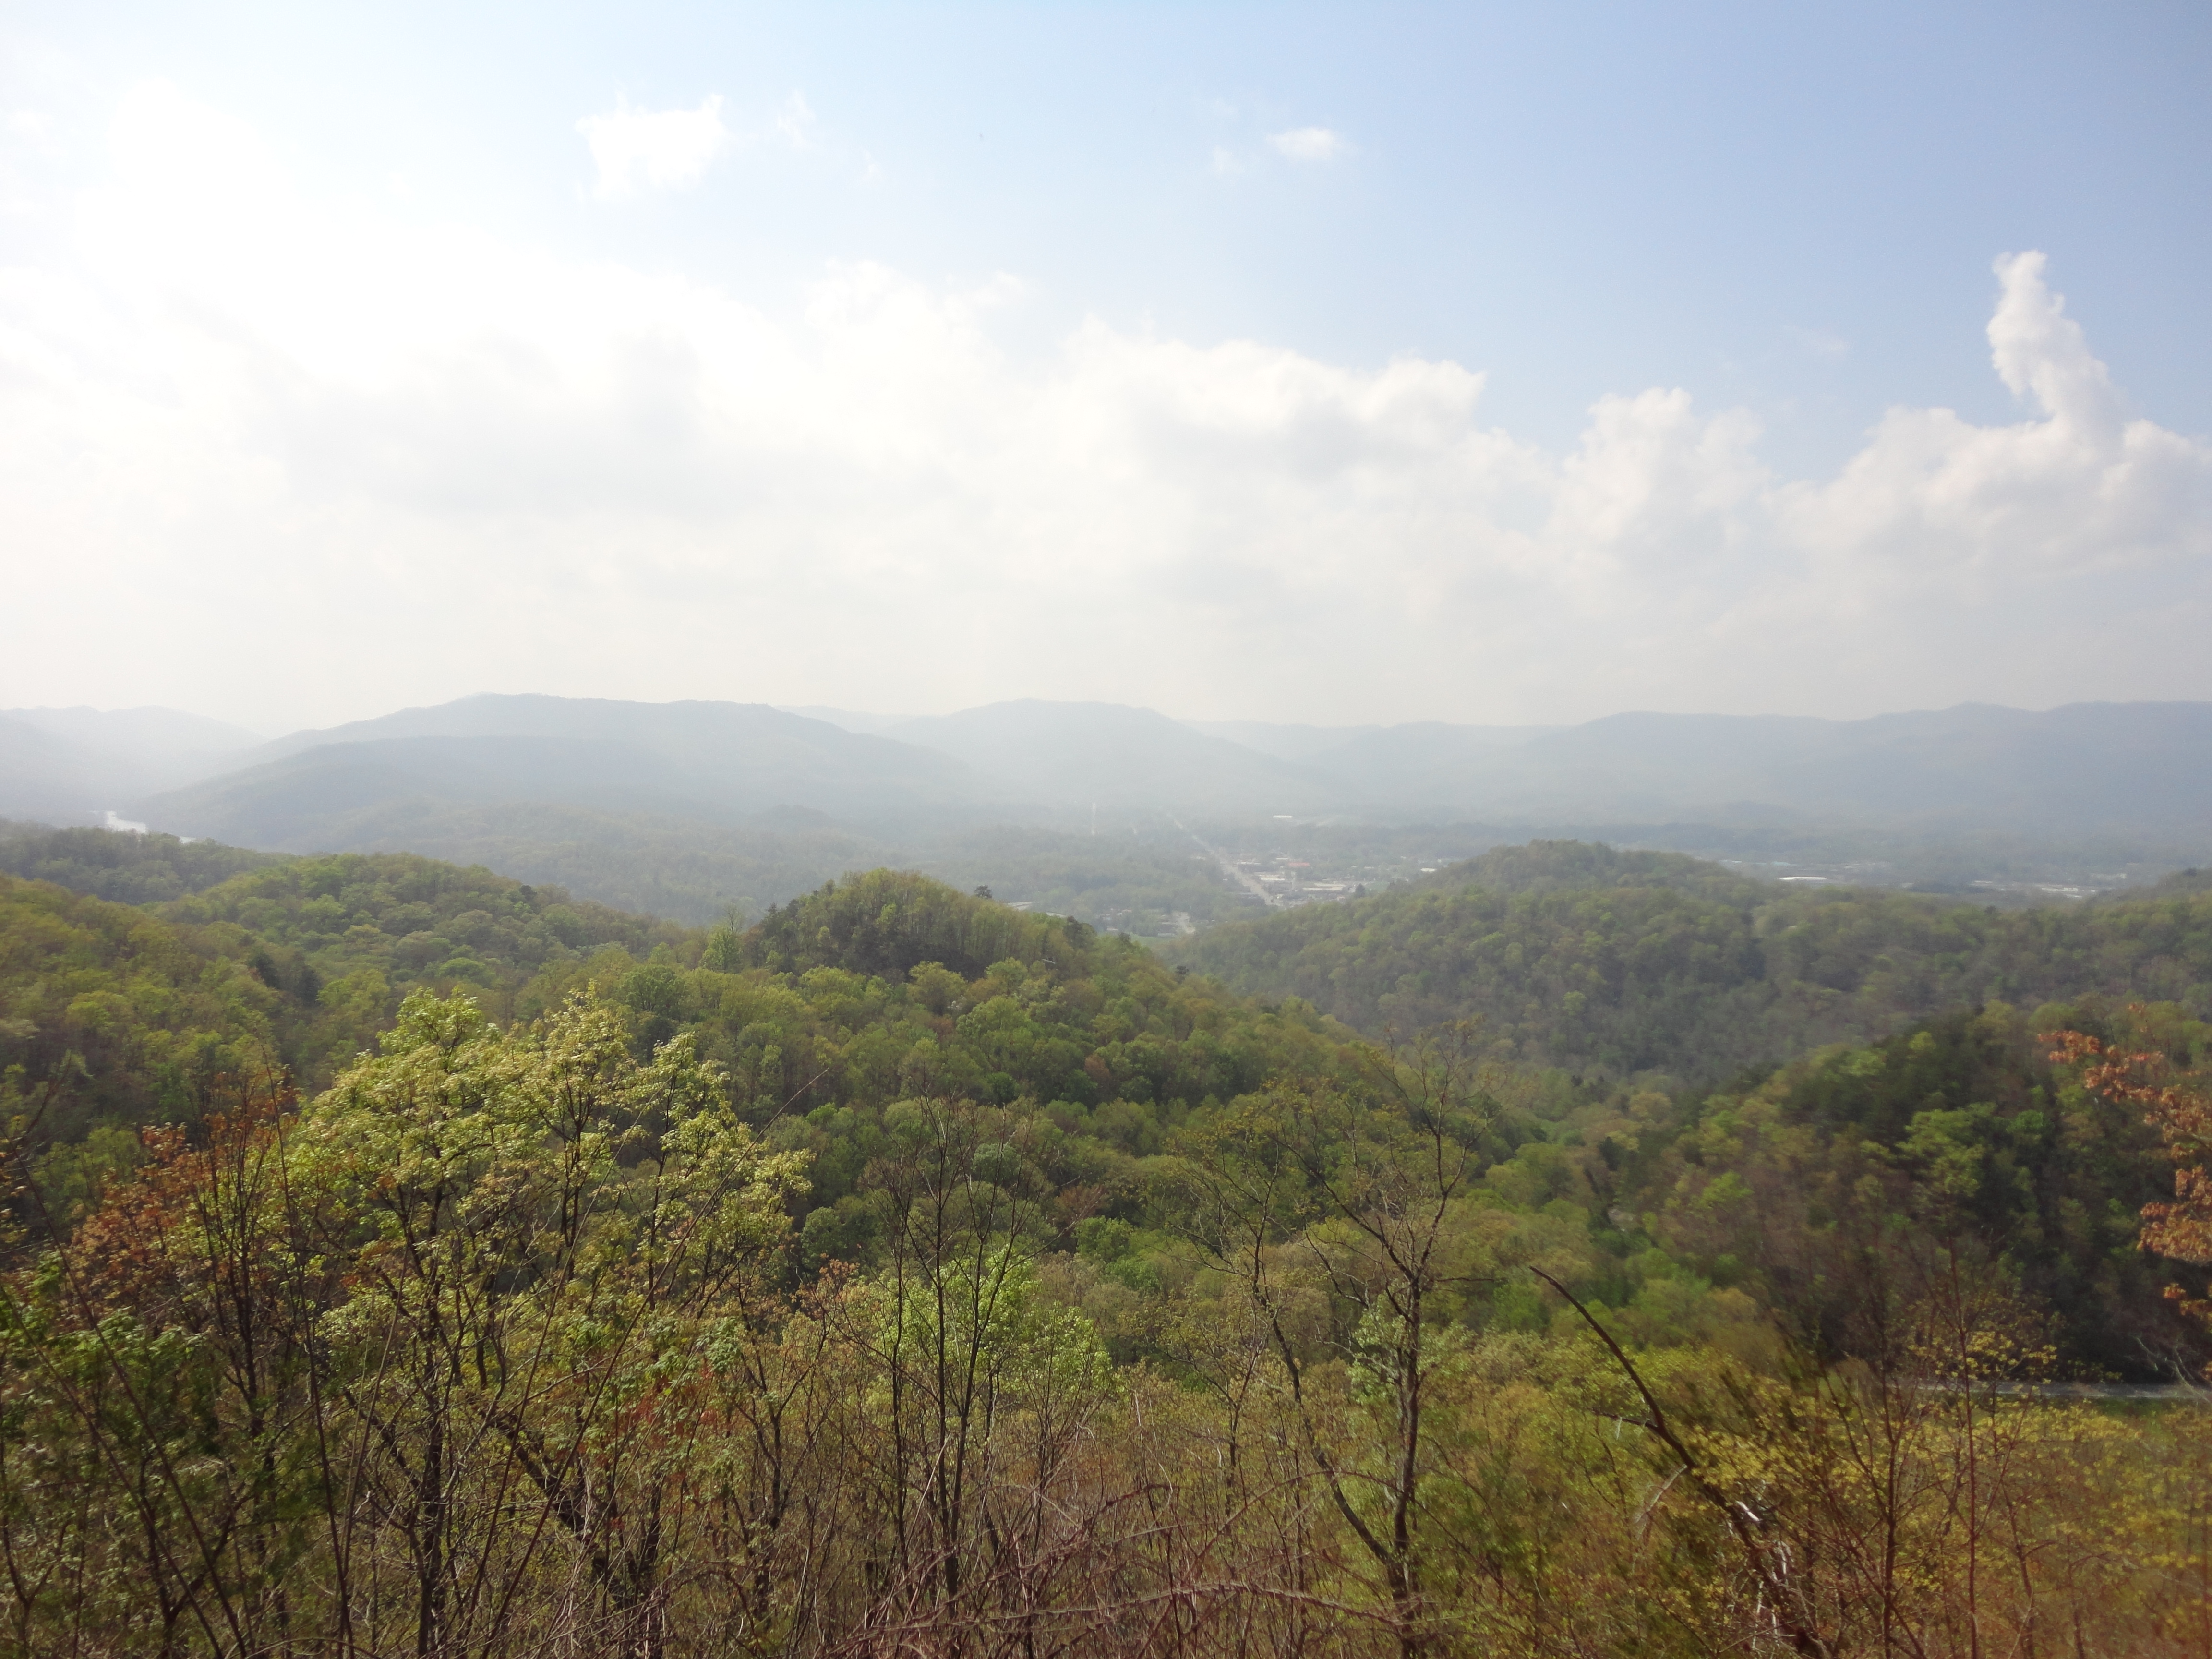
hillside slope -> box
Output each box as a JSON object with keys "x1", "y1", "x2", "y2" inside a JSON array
[
  {"x1": 1166, "y1": 841, "x2": 2212, "y2": 1081},
  {"x1": 141, "y1": 695, "x2": 987, "y2": 841},
  {"x1": 0, "y1": 851, "x2": 700, "y2": 1147},
  {"x1": 0, "y1": 874, "x2": 284, "y2": 1145},
  {"x1": 0, "y1": 822, "x2": 287, "y2": 902}
]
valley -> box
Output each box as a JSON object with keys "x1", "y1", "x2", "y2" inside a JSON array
[{"x1": 6, "y1": 707, "x2": 2212, "y2": 1654}]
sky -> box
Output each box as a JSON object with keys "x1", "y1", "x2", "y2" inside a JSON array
[{"x1": 1, "y1": 1, "x2": 2209, "y2": 734}]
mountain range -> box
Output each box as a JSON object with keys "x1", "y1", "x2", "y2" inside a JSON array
[
  {"x1": 806, "y1": 697, "x2": 2212, "y2": 832},
  {"x1": 5, "y1": 694, "x2": 2211, "y2": 888}
]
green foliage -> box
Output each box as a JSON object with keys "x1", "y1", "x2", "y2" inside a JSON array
[
  {"x1": 0, "y1": 821, "x2": 286, "y2": 903},
  {"x1": 163, "y1": 850, "x2": 682, "y2": 984},
  {"x1": 635, "y1": 889, "x2": 1354, "y2": 1196},
  {"x1": 0, "y1": 873, "x2": 282, "y2": 1150},
  {"x1": 8, "y1": 845, "x2": 2212, "y2": 1651},
  {"x1": 1171, "y1": 839, "x2": 2212, "y2": 1082},
  {"x1": 0, "y1": 851, "x2": 705, "y2": 1181},
  {"x1": 305, "y1": 985, "x2": 806, "y2": 1313},
  {"x1": 160, "y1": 851, "x2": 690, "y2": 1082},
  {"x1": 1641, "y1": 1002, "x2": 2197, "y2": 1375},
  {"x1": 9, "y1": 843, "x2": 2212, "y2": 1383},
  {"x1": 738, "y1": 867, "x2": 1103, "y2": 981}
]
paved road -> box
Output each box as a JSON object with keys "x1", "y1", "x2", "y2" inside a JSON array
[{"x1": 1179, "y1": 822, "x2": 1281, "y2": 909}]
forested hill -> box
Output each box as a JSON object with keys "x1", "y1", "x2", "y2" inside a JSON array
[
  {"x1": 1165, "y1": 840, "x2": 2212, "y2": 1082},
  {"x1": 11, "y1": 838, "x2": 2212, "y2": 1647},
  {"x1": 9, "y1": 851, "x2": 2191, "y2": 1378},
  {"x1": 0, "y1": 820, "x2": 287, "y2": 902},
  {"x1": 9, "y1": 843, "x2": 2210, "y2": 1376},
  {"x1": 0, "y1": 852, "x2": 686, "y2": 1159}
]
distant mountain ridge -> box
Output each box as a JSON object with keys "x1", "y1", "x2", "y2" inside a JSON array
[
  {"x1": 139, "y1": 697, "x2": 986, "y2": 846},
  {"x1": 7, "y1": 695, "x2": 2212, "y2": 862},
  {"x1": 1187, "y1": 701, "x2": 2212, "y2": 831}
]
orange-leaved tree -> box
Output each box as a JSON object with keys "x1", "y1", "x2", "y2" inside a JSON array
[{"x1": 2049, "y1": 1012, "x2": 2212, "y2": 1334}]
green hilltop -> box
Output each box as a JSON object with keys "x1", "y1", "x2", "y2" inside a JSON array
[
  {"x1": 5, "y1": 832, "x2": 2212, "y2": 1650},
  {"x1": 1166, "y1": 839, "x2": 2212, "y2": 1082}
]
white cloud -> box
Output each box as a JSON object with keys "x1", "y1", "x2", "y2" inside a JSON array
[
  {"x1": 2, "y1": 87, "x2": 2209, "y2": 729},
  {"x1": 1767, "y1": 253, "x2": 2206, "y2": 600},
  {"x1": 1267, "y1": 126, "x2": 1345, "y2": 162},
  {"x1": 577, "y1": 95, "x2": 730, "y2": 198},
  {"x1": 1987, "y1": 249, "x2": 2122, "y2": 434}
]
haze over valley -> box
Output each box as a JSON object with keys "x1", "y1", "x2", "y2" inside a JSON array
[
  {"x1": 6, "y1": 5, "x2": 2212, "y2": 1654},
  {"x1": 8, "y1": 691, "x2": 2211, "y2": 926}
]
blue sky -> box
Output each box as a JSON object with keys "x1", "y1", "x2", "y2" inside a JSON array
[{"x1": 3, "y1": 2, "x2": 2209, "y2": 729}]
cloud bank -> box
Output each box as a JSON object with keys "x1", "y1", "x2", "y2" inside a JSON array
[
  {"x1": 2, "y1": 83, "x2": 2209, "y2": 729},
  {"x1": 577, "y1": 95, "x2": 731, "y2": 197}
]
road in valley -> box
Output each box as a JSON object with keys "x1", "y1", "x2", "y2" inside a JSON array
[{"x1": 1177, "y1": 820, "x2": 1282, "y2": 909}]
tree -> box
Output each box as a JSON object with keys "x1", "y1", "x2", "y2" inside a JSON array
[
  {"x1": 1168, "y1": 1031, "x2": 1492, "y2": 1657},
  {"x1": 299, "y1": 986, "x2": 805, "y2": 1656},
  {"x1": 2050, "y1": 1016, "x2": 2212, "y2": 1342},
  {"x1": 852, "y1": 1096, "x2": 1117, "y2": 1650}
]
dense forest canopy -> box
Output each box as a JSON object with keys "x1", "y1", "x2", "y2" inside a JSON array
[
  {"x1": 1168, "y1": 840, "x2": 2212, "y2": 1082},
  {"x1": 0, "y1": 852, "x2": 685, "y2": 1164},
  {"x1": 3, "y1": 837, "x2": 2212, "y2": 1653},
  {"x1": 0, "y1": 876, "x2": 282, "y2": 1146},
  {"x1": 0, "y1": 821, "x2": 285, "y2": 903}
]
